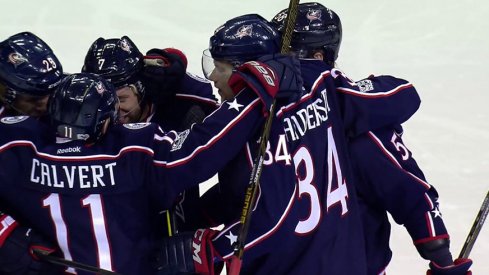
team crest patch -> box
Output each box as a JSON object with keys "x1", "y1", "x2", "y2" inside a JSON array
[
  {"x1": 1, "y1": 116, "x2": 28, "y2": 124},
  {"x1": 171, "y1": 129, "x2": 190, "y2": 152},
  {"x1": 356, "y1": 79, "x2": 374, "y2": 93},
  {"x1": 123, "y1": 123, "x2": 151, "y2": 129}
]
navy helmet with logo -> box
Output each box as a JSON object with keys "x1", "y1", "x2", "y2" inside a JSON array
[
  {"x1": 0, "y1": 32, "x2": 63, "y2": 100},
  {"x1": 48, "y1": 73, "x2": 118, "y2": 142},
  {"x1": 82, "y1": 36, "x2": 145, "y2": 98},
  {"x1": 209, "y1": 14, "x2": 281, "y2": 65},
  {"x1": 271, "y1": 2, "x2": 342, "y2": 65},
  {"x1": 202, "y1": 14, "x2": 281, "y2": 78}
]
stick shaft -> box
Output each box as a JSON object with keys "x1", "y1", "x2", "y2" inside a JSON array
[
  {"x1": 458, "y1": 190, "x2": 489, "y2": 258},
  {"x1": 228, "y1": 1, "x2": 300, "y2": 274}
]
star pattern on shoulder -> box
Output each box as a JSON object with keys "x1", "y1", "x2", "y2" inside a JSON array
[
  {"x1": 227, "y1": 98, "x2": 244, "y2": 112},
  {"x1": 432, "y1": 205, "x2": 442, "y2": 218},
  {"x1": 225, "y1": 231, "x2": 238, "y2": 246}
]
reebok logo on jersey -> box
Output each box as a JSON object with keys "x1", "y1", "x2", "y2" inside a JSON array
[{"x1": 57, "y1": 146, "x2": 82, "y2": 154}]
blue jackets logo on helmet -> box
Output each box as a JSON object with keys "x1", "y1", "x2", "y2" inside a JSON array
[
  {"x1": 236, "y1": 25, "x2": 253, "y2": 39},
  {"x1": 306, "y1": 9, "x2": 322, "y2": 22},
  {"x1": 120, "y1": 38, "x2": 132, "y2": 53},
  {"x1": 7, "y1": 52, "x2": 27, "y2": 68}
]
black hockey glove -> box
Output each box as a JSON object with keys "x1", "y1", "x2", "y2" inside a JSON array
[
  {"x1": 0, "y1": 214, "x2": 62, "y2": 274},
  {"x1": 152, "y1": 229, "x2": 222, "y2": 275},
  {"x1": 180, "y1": 104, "x2": 207, "y2": 129},
  {"x1": 141, "y1": 48, "x2": 188, "y2": 105}
]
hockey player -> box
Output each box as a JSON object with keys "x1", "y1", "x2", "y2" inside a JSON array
[
  {"x1": 82, "y1": 35, "x2": 219, "y2": 236},
  {"x1": 270, "y1": 2, "x2": 472, "y2": 275},
  {"x1": 0, "y1": 31, "x2": 65, "y2": 274},
  {"x1": 82, "y1": 35, "x2": 218, "y2": 130},
  {"x1": 152, "y1": 14, "x2": 422, "y2": 275},
  {"x1": 0, "y1": 67, "x2": 281, "y2": 274},
  {"x1": 0, "y1": 32, "x2": 63, "y2": 118}
]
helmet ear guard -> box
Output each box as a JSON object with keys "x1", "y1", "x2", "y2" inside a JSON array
[{"x1": 48, "y1": 73, "x2": 118, "y2": 142}]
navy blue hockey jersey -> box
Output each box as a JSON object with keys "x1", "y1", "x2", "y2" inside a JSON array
[
  {"x1": 0, "y1": 82, "x2": 264, "y2": 274},
  {"x1": 179, "y1": 59, "x2": 421, "y2": 275},
  {"x1": 0, "y1": 118, "x2": 190, "y2": 274},
  {"x1": 349, "y1": 122, "x2": 448, "y2": 274},
  {"x1": 0, "y1": 58, "x2": 421, "y2": 274}
]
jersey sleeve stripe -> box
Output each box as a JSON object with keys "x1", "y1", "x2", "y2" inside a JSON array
[
  {"x1": 337, "y1": 83, "x2": 413, "y2": 98},
  {"x1": 0, "y1": 140, "x2": 155, "y2": 161},
  {"x1": 153, "y1": 98, "x2": 261, "y2": 167},
  {"x1": 219, "y1": 184, "x2": 297, "y2": 260},
  {"x1": 175, "y1": 93, "x2": 219, "y2": 107},
  {"x1": 276, "y1": 71, "x2": 331, "y2": 117},
  {"x1": 425, "y1": 211, "x2": 436, "y2": 237}
]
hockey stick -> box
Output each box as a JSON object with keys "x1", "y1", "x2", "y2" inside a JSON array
[
  {"x1": 227, "y1": 1, "x2": 300, "y2": 274},
  {"x1": 458, "y1": 190, "x2": 489, "y2": 258},
  {"x1": 33, "y1": 249, "x2": 122, "y2": 275}
]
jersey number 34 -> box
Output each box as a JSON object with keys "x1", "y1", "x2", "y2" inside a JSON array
[{"x1": 264, "y1": 127, "x2": 349, "y2": 235}]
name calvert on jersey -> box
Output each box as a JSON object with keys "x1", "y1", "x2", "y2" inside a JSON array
[{"x1": 30, "y1": 158, "x2": 117, "y2": 189}]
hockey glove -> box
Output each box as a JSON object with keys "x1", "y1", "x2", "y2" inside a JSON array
[
  {"x1": 257, "y1": 53, "x2": 303, "y2": 102},
  {"x1": 141, "y1": 48, "x2": 188, "y2": 105},
  {"x1": 180, "y1": 104, "x2": 207, "y2": 129},
  {"x1": 228, "y1": 54, "x2": 303, "y2": 114},
  {"x1": 153, "y1": 229, "x2": 222, "y2": 275},
  {"x1": 228, "y1": 60, "x2": 279, "y2": 115},
  {"x1": 0, "y1": 214, "x2": 62, "y2": 274},
  {"x1": 427, "y1": 258, "x2": 473, "y2": 275}
]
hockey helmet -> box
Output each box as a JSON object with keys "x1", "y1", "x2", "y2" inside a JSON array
[
  {"x1": 48, "y1": 73, "x2": 118, "y2": 141},
  {"x1": 0, "y1": 32, "x2": 63, "y2": 103},
  {"x1": 271, "y1": 2, "x2": 342, "y2": 65},
  {"x1": 208, "y1": 14, "x2": 281, "y2": 65},
  {"x1": 82, "y1": 36, "x2": 145, "y2": 98}
]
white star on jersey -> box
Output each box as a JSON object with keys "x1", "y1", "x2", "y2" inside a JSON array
[
  {"x1": 227, "y1": 98, "x2": 243, "y2": 112},
  {"x1": 432, "y1": 208, "x2": 442, "y2": 218},
  {"x1": 432, "y1": 199, "x2": 442, "y2": 218},
  {"x1": 225, "y1": 231, "x2": 238, "y2": 246}
]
